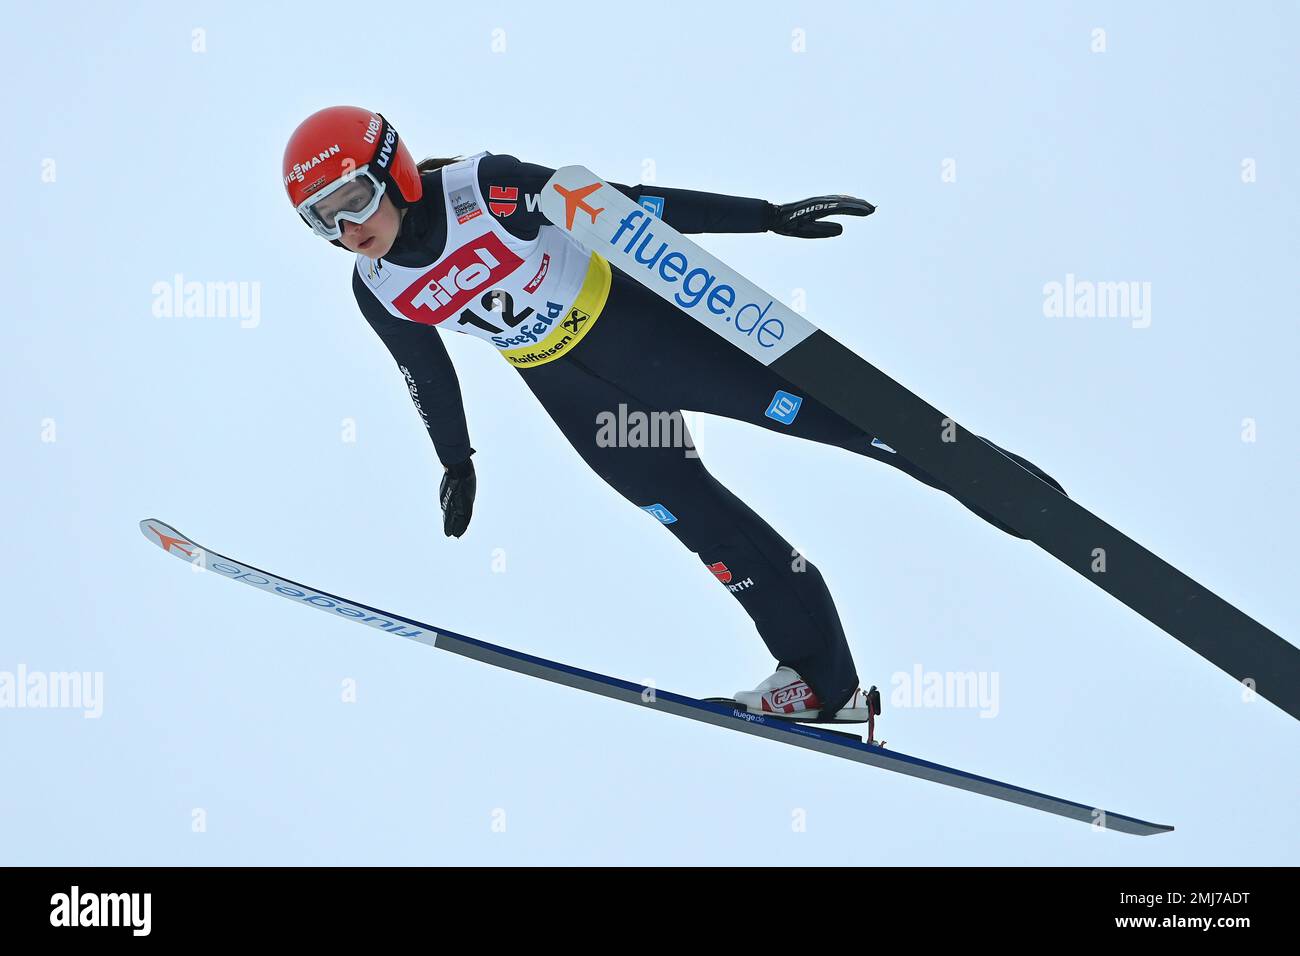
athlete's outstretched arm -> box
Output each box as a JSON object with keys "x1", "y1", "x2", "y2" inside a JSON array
[{"x1": 351, "y1": 269, "x2": 474, "y2": 468}]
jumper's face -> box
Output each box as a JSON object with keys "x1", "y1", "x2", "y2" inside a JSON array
[{"x1": 337, "y1": 192, "x2": 403, "y2": 258}]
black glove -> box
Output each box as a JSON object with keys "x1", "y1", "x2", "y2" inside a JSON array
[
  {"x1": 439, "y1": 454, "x2": 476, "y2": 538},
  {"x1": 767, "y1": 195, "x2": 876, "y2": 238}
]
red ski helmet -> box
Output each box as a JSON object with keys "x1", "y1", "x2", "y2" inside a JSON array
[{"x1": 282, "y1": 106, "x2": 422, "y2": 238}]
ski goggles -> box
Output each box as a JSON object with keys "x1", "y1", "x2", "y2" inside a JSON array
[{"x1": 297, "y1": 165, "x2": 386, "y2": 240}]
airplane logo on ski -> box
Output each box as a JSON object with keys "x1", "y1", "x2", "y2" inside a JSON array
[
  {"x1": 551, "y1": 181, "x2": 605, "y2": 229},
  {"x1": 145, "y1": 524, "x2": 195, "y2": 559}
]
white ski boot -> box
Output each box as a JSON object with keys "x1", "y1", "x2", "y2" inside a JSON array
[{"x1": 733, "y1": 666, "x2": 880, "y2": 723}]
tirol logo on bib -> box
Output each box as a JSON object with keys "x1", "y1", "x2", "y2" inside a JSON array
[{"x1": 391, "y1": 233, "x2": 524, "y2": 325}]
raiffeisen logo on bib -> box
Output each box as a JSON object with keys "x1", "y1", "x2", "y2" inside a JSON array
[{"x1": 541, "y1": 169, "x2": 816, "y2": 364}]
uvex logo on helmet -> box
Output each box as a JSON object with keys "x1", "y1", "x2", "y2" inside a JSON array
[{"x1": 375, "y1": 127, "x2": 398, "y2": 173}]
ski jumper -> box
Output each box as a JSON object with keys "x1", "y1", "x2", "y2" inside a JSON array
[{"x1": 350, "y1": 152, "x2": 1060, "y2": 713}]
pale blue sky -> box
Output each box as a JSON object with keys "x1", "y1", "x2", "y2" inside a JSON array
[{"x1": 2, "y1": 1, "x2": 1296, "y2": 864}]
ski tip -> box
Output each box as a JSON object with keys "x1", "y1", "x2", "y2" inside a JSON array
[
  {"x1": 1121, "y1": 819, "x2": 1176, "y2": 837},
  {"x1": 139, "y1": 519, "x2": 199, "y2": 561},
  {"x1": 140, "y1": 517, "x2": 178, "y2": 540}
]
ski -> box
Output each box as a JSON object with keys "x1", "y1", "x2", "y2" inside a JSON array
[
  {"x1": 539, "y1": 169, "x2": 1299, "y2": 723},
  {"x1": 140, "y1": 519, "x2": 1172, "y2": 836}
]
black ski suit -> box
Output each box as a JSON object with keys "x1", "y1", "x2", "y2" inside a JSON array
[{"x1": 351, "y1": 154, "x2": 1064, "y2": 714}]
